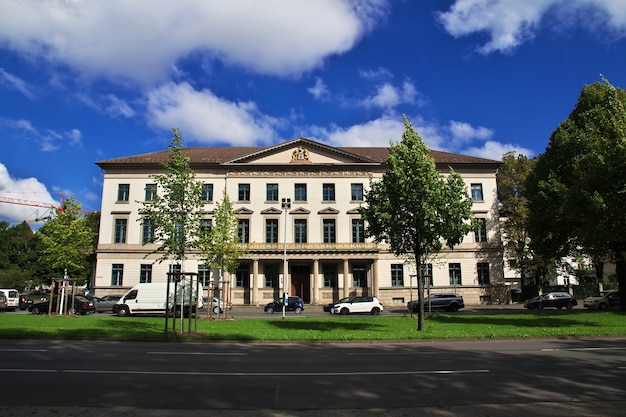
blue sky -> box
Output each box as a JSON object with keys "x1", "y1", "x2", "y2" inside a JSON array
[{"x1": 1, "y1": 0, "x2": 626, "y2": 224}]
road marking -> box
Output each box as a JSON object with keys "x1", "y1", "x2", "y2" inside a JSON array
[
  {"x1": 63, "y1": 369, "x2": 489, "y2": 376},
  {"x1": 541, "y1": 347, "x2": 626, "y2": 352},
  {"x1": 0, "y1": 369, "x2": 56, "y2": 372},
  {"x1": 0, "y1": 349, "x2": 47, "y2": 352},
  {"x1": 146, "y1": 351, "x2": 247, "y2": 356}
]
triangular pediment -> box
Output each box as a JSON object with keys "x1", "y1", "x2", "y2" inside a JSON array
[
  {"x1": 260, "y1": 207, "x2": 282, "y2": 215},
  {"x1": 224, "y1": 138, "x2": 378, "y2": 166},
  {"x1": 234, "y1": 207, "x2": 254, "y2": 215},
  {"x1": 346, "y1": 208, "x2": 361, "y2": 215},
  {"x1": 318, "y1": 207, "x2": 340, "y2": 215},
  {"x1": 290, "y1": 207, "x2": 311, "y2": 215}
]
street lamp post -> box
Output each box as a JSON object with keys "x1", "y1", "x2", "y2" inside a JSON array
[{"x1": 281, "y1": 198, "x2": 291, "y2": 319}]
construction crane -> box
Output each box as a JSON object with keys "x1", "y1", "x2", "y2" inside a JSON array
[{"x1": 0, "y1": 193, "x2": 65, "y2": 223}]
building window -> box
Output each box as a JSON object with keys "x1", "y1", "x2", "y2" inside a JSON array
[
  {"x1": 202, "y1": 183, "x2": 214, "y2": 202},
  {"x1": 352, "y1": 219, "x2": 365, "y2": 243},
  {"x1": 117, "y1": 184, "x2": 130, "y2": 202},
  {"x1": 139, "y1": 264, "x2": 152, "y2": 283},
  {"x1": 474, "y1": 218, "x2": 487, "y2": 243},
  {"x1": 265, "y1": 219, "x2": 279, "y2": 243},
  {"x1": 111, "y1": 264, "x2": 123, "y2": 286},
  {"x1": 200, "y1": 219, "x2": 212, "y2": 236},
  {"x1": 322, "y1": 183, "x2": 335, "y2": 201},
  {"x1": 238, "y1": 219, "x2": 250, "y2": 243},
  {"x1": 294, "y1": 219, "x2": 307, "y2": 243},
  {"x1": 449, "y1": 263, "x2": 462, "y2": 285},
  {"x1": 198, "y1": 265, "x2": 210, "y2": 287},
  {"x1": 391, "y1": 264, "x2": 404, "y2": 287},
  {"x1": 471, "y1": 183, "x2": 483, "y2": 201},
  {"x1": 114, "y1": 219, "x2": 127, "y2": 244},
  {"x1": 141, "y1": 218, "x2": 154, "y2": 244},
  {"x1": 264, "y1": 264, "x2": 279, "y2": 288},
  {"x1": 477, "y1": 263, "x2": 490, "y2": 285},
  {"x1": 144, "y1": 184, "x2": 157, "y2": 202},
  {"x1": 421, "y1": 263, "x2": 433, "y2": 286},
  {"x1": 322, "y1": 219, "x2": 336, "y2": 243},
  {"x1": 323, "y1": 264, "x2": 338, "y2": 288},
  {"x1": 351, "y1": 183, "x2": 364, "y2": 201},
  {"x1": 235, "y1": 265, "x2": 249, "y2": 288},
  {"x1": 168, "y1": 264, "x2": 181, "y2": 281},
  {"x1": 266, "y1": 184, "x2": 278, "y2": 202},
  {"x1": 294, "y1": 183, "x2": 307, "y2": 202},
  {"x1": 238, "y1": 184, "x2": 250, "y2": 202},
  {"x1": 352, "y1": 265, "x2": 367, "y2": 288}
]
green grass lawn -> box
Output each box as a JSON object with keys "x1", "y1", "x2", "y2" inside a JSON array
[{"x1": 2, "y1": 311, "x2": 626, "y2": 341}]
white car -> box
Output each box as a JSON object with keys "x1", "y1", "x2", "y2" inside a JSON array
[{"x1": 332, "y1": 296, "x2": 383, "y2": 315}]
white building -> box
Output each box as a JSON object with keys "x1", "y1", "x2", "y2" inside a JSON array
[{"x1": 93, "y1": 138, "x2": 505, "y2": 307}]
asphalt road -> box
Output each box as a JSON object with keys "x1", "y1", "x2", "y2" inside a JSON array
[{"x1": 1, "y1": 337, "x2": 625, "y2": 416}]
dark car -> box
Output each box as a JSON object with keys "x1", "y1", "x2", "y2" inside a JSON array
[
  {"x1": 323, "y1": 296, "x2": 354, "y2": 313},
  {"x1": 264, "y1": 296, "x2": 304, "y2": 314},
  {"x1": 94, "y1": 294, "x2": 123, "y2": 313},
  {"x1": 28, "y1": 295, "x2": 96, "y2": 315},
  {"x1": 524, "y1": 292, "x2": 577, "y2": 310},
  {"x1": 408, "y1": 293, "x2": 465, "y2": 312},
  {"x1": 18, "y1": 293, "x2": 33, "y2": 310}
]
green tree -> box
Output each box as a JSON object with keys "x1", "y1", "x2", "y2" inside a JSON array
[
  {"x1": 527, "y1": 79, "x2": 626, "y2": 309},
  {"x1": 139, "y1": 128, "x2": 204, "y2": 270},
  {"x1": 497, "y1": 152, "x2": 539, "y2": 295},
  {"x1": 0, "y1": 221, "x2": 36, "y2": 289},
  {"x1": 198, "y1": 190, "x2": 247, "y2": 319},
  {"x1": 37, "y1": 196, "x2": 95, "y2": 285},
  {"x1": 360, "y1": 116, "x2": 474, "y2": 331}
]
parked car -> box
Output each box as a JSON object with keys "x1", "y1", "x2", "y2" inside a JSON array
[
  {"x1": 332, "y1": 296, "x2": 383, "y2": 315},
  {"x1": 524, "y1": 292, "x2": 577, "y2": 310},
  {"x1": 18, "y1": 293, "x2": 33, "y2": 310},
  {"x1": 0, "y1": 289, "x2": 20, "y2": 311},
  {"x1": 264, "y1": 296, "x2": 304, "y2": 314},
  {"x1": 202, "y1": 297, "x2": 232, "y2": 314},
  {"x1": 407, "y1": 293, "x2": 465, "y2": 312},
  {"x1": 28, "y1": 295, "x2": 96, "y2": 315},
  {"x1": 94, "y1": 294, "x2": 123, "y2": 313},
  {"x1": 0, "y1": 293, "x2": 6, "y2": 310},
  {"x1": 583, "y1": 291, "x2": 620, "y2": 310},
  {"x1": 323, "y1": 296, "x2": 354, "y2": 313}
]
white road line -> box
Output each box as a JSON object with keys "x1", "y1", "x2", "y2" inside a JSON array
[
  {"x1": 0, "y1": 369, "x2": 56, "y2": 373},
  {"x1": 541, "y1": 347, "x2": 626, "y2": 352},
  {"x1": 146, "y1": 351, "x2": 247, "y2": 356},
  {"x1": 63, "y1": 369, "x2": 489, "y2": 377},
  {"x1": 0, "y1": 349, "x2": 47, "y2": 352}
]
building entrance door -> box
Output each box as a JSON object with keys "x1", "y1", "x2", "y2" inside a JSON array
[{"x1": 290, "y1": 265, "x2": 311, "y2": 303}]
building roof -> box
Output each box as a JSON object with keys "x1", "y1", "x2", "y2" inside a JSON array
[{"x1": 96, "y1": 137, "x2": 501, "y2": 169}]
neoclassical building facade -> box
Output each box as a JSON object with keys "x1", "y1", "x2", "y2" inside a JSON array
[{"x1": 93, "y1": 138, "x2": 505, "y2": 307}]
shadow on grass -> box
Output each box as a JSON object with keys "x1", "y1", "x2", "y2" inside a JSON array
[
  {"x1": 267, "y1": 319, "x2": 387, "y2": 332},
  {"x1": 426, "y1": 311, "x2": 619, "y2": 328}
]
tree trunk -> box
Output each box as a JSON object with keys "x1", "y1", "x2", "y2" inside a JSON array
[
  {"x1": 415, "y1": 254, "x2": 424, "y2": 331},
  {"x1": 614, "y1": 247, "x2": 626, "y2": 311}
]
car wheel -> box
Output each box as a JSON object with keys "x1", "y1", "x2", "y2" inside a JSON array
[
  {"x1": 449, "y1": 304, "x2": 459, "y2": 312},
  {"x1": 80, "y1": 310, "x2": 87, "y2": 315},
  {"x1": 266, "y1": 307, "x2": 274, "y2": 314},
  {"x1": 213, "y1": 306, "x2": 221, "y2": 314},
  {"x1": 599, "y1": 302, "x2": 608, "y2": 310},
  {"x1": 565, "y1": 302, "x2": 573, "y2": 310},
  {"x1": 536, "y1": 303, "x2": 544, "y2": 310},
  {"x1": 294, "y1": 307, "x2": 303, "y2": 314},
  {"x1": 31, "y1": 307, "x2": 40, "y2": 314},
  {"x1": 117, "y1": 305, "x2": 130, "y2": 317},
  {"x1": 371, "y1": 307, "x2": 380, "y2": 315},
  {"x1": 340, "y1": 307, "x2": 350, "y2": 315}
]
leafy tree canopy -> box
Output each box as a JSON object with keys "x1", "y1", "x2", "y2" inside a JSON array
[{"x1": 360, "y1": 116, "x2": 474, "y2": 330}]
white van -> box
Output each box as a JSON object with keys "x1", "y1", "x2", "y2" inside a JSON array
[
  {"x1": 0, "y1": 289, "x2": 20, "y2": 311},
  {"x1": 114, "y1": 282, "x2": 203, "y2": 317}
]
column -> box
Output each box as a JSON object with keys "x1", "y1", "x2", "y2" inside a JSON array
[
  {"x1": 312, "y1": 259, "x2": 319, "y2": 305},
  {"x1": 343, "y1": 259, "x2": 350, "y2": 299},
  {"x1": 252, "y1": 259, "x2": 259, "y2": 306},
  {"x1": 371, "y1": 259, "x2": 378, "y2": 297}
]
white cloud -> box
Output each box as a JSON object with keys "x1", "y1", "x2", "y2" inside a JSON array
[
  {"x1": 146, "y1": 82, "x2": 280, "y2": 146},
  {"x1": 0, "y1": 67, "x2": 35, "y2": 99},
  {"x1": 437, "y1": 0, "x2": 626, "y2": 54},
  {"x1": 360, "y1": 81, "x2": 417, "y2": 110},
  {"x1": 0, "y1": 163, "x2": 57, "y2": 224},
  {"x1": 0, "y1": 117, "x2": 82, "y2": 151},
  {"x1": 0, "y1": 0, "x2": 389, "y2": 83},
  {"x1": 448, "y1": 120, "x2": 493, "y2": 145},
  {"x1": 308, "y1": 78, "x2": 330, "y2": 101},
  {"x1": 105, "y1": 94, "x2": 135, "y2": 118},
  {"x1": 463, "y1": 140, "x2": 534, "y2": 160}
]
